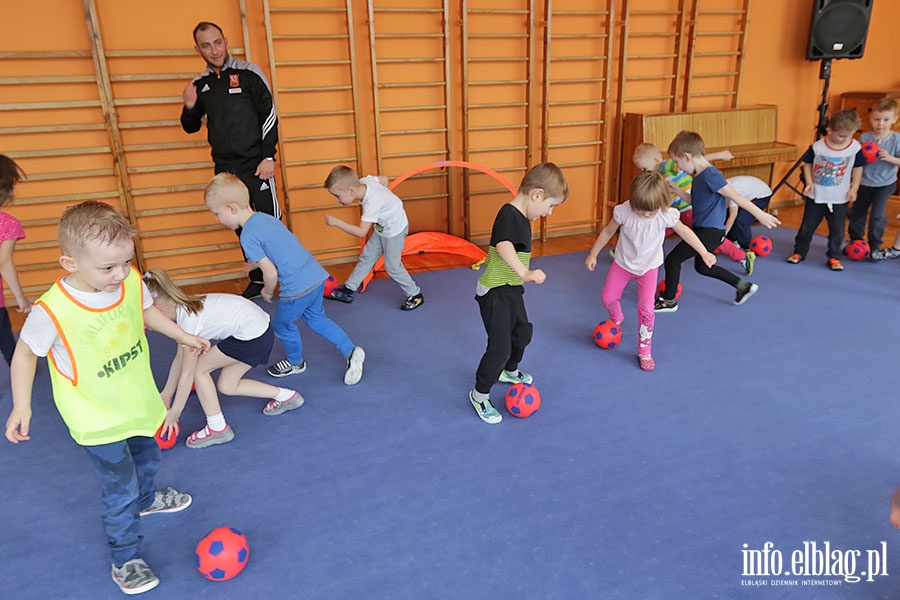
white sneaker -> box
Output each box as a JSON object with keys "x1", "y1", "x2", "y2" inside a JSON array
[
  {"x1": 469, "y1": 390, "x2": 502, "y2": 424},
  {"x1": 344, "y1": 347, "x2": 365, "y2": 385}
]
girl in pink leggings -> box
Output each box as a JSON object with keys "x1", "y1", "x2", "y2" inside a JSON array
[{"x1": 585, "y1": 172, "x2": 716, "y2": 371}]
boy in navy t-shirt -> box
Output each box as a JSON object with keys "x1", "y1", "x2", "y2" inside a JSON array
[{"x1": 655, "y1": 131, "x2": 780, "y2": 313}]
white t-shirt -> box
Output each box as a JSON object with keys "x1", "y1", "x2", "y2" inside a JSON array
[
  {"x1": 726, "y1": 176, "x2": 773, "y2": 201},
  {"x1": 176, "y1": 293, "x2": 269, "y2": 341},
  {"x1": 20, "y1": 278, "x2": 154, "y2": 380},
  {"x1": 360, "y1": 176, "x2": 408, "y2": 238},
  {"x1": 613, "y1": 202, "x2": 680, "y2": 276}
]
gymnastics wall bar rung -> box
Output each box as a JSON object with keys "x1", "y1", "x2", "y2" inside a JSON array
[
  {"x1": 0, "y1": 123, "x2": 106, "y2": 135},
  {"x1": 130, "y1": 184, "x2": 207, "y2": 196},
  {"x1": 0, "y1": 100, "x2": 102, "y2": 111},
  {"x1": 380, "y1": 128, "x2": 449, "y2": 136},
  {"x1": 142, "y1": 242, "x2": 241, "y2": 259},
  {"x1": 136, "y1": 205, "x2": 209, "y2": 218},
  {"x1": 118, "y1": 120, "x2": 182, "y2": 129},
  {"x1": 27, "y1": 169, "x2": 115, "y2": 181},
  {"x1": 0, "y1": 75, "x2": 95, "y2": 84},
  {"x1": 13, "y1": 190, "x2": 120, "y2": 205},
  {"x1": 126, "y1": 162, "x2": 212, "y2": 174}
]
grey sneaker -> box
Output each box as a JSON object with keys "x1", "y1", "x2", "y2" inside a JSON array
[
  {"x1": 344, "y1": 346, "x2": 365, "y2": 385},
  {"x1": 111, "y1": 559, "x2": 159, "y2": 595},
  {"x1": 267, "y1": 359, "x2": 307, "y2": 378},
  {"x1": 871, "y1": 247, "x2": 900, "y2": 261},
  {"x1": 498, "y1": 370, "x2": 533, "y2": 385},
  {"x1": 185, "y1": 425, "x2": 235, "y2": 449},
  {"x1": 140, "y1": 486, "x2": 192, "y2": 516},
  {"x1": 734, "y1": 282, "x2": 759, "y2": 306},
  {"x1": 263, "y1": 391, "x2": 305, "y2": 416},
  {"x1": 469, "y1": 390, "x2": 502, "y2": 424}
]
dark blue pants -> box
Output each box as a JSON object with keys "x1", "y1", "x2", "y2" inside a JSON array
[
  {"x1": 83, "y1": 436, "x2": 160, "y2": 566},
  {"x1": 848, "y1": 184, "x2": 895, "y2": 249},
  {"x1": 726, "y1": 196, "x2": 771, "y2": 249}
]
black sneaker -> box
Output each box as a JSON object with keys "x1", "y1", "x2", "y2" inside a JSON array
[
  {"x1": 328, "y1": 285, "x2": 354, "y2": 303},
  {"x1": 267, "y1": 359, "x2": 307, "y2": 378},
  {"x1": 401, "y1": 293, "x2": 424, "y2": 311},
  {"x1": 734, "y1": 282, "x2": 759, "y2": 305},
  {"x1": 654, "y1": 296, "x2": 678, "y2": 313},
  {"x1": 241, "y1": 281, "x2": 264, "y2": 299}
]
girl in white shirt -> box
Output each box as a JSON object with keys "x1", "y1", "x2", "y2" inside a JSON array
[
  {"x1": 585, "y1": 172, "x2": 716, "y2": 371},
  {"x1": 144, "y1": 268, "x2": 303, "y2": 449}
]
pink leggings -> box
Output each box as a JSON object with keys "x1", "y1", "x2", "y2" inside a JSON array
[{"x1": 601, "y1": 262, "x2": 657, "y2": 356}]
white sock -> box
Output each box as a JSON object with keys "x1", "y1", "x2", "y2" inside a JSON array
[
  {"x1": 274, "y1": 388, "x2": 295, "y2": 402},
  {"x1": 206, "y1": 413, "x2": 227, "y2": 432},
  {"x1": 471, "y1": 389, "x2": 490, "y2": 403},
  {"x1": 504, "y1": 369, "x2": 520, "y2": 378}
]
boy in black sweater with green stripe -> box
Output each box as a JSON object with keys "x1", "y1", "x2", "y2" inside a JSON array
[{"x1": 470, "y1": 163, "x2": 568, "y2": 424}]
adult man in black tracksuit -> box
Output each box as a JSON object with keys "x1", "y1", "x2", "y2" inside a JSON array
[{"x1": 181, "y1": 21, "x2": 280, "y2": 299}]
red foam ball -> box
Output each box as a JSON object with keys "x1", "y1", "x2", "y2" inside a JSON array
[
  {"x1": 593, "y1": 320, "x2": 622, "y2": 350},
  {"x1": 323, "y1": 274, "x2": 338, "y2": 297},
  {"x1": 749, "y1": 235, "x2": 773, "y2": 257},
  {"x1": 195, "y1": 527, "x2": 250, "y2": 581},
  {"x1": 505, "y1": 382, "x2": 541, "y2": 418},
  {"x1": 862, "y1": 142, "x2": 881, "y2": 164},
  {"x1": 154, "y1": 422, "x2": 179, "y2": 450},
  {"x1": 845, "y1": 239, "x2": 870, "y2": 261},
  {"x1": 655, "y1": 280, "x2": 683, "y2": 300}
]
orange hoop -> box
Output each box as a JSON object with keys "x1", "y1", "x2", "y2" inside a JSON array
[{"x1": 389, "y1": 160, "x2": 518, "y2": 196}]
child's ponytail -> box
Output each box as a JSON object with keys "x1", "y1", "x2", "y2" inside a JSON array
[{"x1": 143, "y1": 267, "x2": 205, "y2": 315}]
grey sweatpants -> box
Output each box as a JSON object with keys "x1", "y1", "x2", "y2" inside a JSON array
[{"x1": 345, "y1": 227, "x2": 420, "y2": 297}]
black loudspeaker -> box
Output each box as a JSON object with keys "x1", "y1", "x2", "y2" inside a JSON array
[{"x1": 806, "y1": 0, "x2": 873, "y2": 60}]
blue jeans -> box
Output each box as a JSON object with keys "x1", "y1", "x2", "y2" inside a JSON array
[
  {"x1": 83, "y1": 436, "x2": 160, "y2": 566},
  {"x1": 273, "y1": 282, "x2": 355, "y2": 365}
]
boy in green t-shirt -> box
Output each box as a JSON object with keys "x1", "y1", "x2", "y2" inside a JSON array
[{"x1": 4, "y1": 201, "x2": 210, "y2": 595}]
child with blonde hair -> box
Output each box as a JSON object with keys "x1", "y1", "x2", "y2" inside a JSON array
[
  {"x1": 143, "y1": 267, "x2": 303, "y2": 449},
  {"x1": 323, "y1": 165, "x2": 423, "y2": 310},
  {"x1": 204, "y1": 173, "x2": 365, "y2": 383},
  {"x1": 5, "y1": 201, "x2": 208, "y2": 595},
  {"x1": 849, "y1": 98, "x2": 900, "y2": 260},
  {"x1": 0, "y1": 155, "x2": 32, "y2": 363},
  {"x1": 587, "y1": 172, "x2": 716, "y2": 371}
]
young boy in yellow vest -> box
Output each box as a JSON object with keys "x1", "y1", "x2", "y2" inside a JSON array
[{"x1": 4, "y1": 201, "x2": 210, "y2": 595}]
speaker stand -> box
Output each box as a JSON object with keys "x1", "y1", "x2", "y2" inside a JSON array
[{"x1": 773, "y1": 58, "x2": 833, "y2": 196}]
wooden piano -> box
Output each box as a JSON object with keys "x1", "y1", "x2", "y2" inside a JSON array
[{"x1": 619, "y1": 105, "x2": 797, "y2": 205}]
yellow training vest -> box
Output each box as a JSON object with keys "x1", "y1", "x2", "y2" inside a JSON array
[{"x1": 36, "y1": 268, "x2": 165, "y2": 446}]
